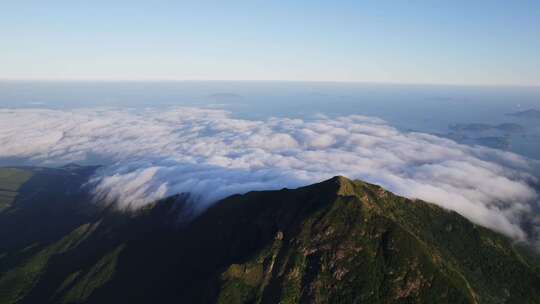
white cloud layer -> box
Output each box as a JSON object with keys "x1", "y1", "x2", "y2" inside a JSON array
[{"x1": 0, "y1": 107, "x2": 539, "y2": 243}]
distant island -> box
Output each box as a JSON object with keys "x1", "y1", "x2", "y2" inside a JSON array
[
  {"x1": 436, "y1": 122, "x2": 526, "y2": 150},
  {"x1": 207, "y1": 92, "x2": 243, "y2": 100},
  {"x1": 449, "y1": 122, "x2": 525, "y2": 133},
  {"x1": 507, "y1": 109, "x2": 540, "y2": 119}
]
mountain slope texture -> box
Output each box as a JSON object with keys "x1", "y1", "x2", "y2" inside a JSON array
[{"x1": 0, "y1": 167, "x2": 539, "y2": 304}]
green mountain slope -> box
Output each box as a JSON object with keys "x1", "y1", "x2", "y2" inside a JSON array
[
  {"x1": 210, "y1": 177, "x2": 540, "y2": 303},
  {"x1": 0, "y1": 167, "x2": 538, "y2": 304},
  {"x1": 0, "y1": 168, "x2": 33, "y2": 212}
]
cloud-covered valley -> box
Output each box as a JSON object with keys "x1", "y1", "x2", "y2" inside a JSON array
[{"x1": 0, "y1": 107, "x2": 539, "y2": 244}]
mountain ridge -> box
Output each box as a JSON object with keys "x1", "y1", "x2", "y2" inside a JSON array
[{"x1": 0, "y1": 167, "x2": 539, "y2": 303}]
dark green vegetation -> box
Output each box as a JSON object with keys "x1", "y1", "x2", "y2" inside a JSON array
[{"x1": 0, "y1": 167, "x2": 539, "y2": 303}]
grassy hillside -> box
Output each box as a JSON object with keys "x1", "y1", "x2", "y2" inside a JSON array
[
  {"x1": 0, "y1": 168, "x2": 538, "y2": 304},
  {"x1": 0, "y1": 168, "x2": 33, "y2": 212}
]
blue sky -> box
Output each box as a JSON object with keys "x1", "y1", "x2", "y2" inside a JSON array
[{"x1": 1, "y1": 0, "x2": 539, "y2": 85}]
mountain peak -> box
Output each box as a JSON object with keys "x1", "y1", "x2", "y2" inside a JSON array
[{"x1": 327, "y1": 175, "x2": 357, "y2": 196}]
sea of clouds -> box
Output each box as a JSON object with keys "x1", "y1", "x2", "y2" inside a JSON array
[{"x1": 0, "y1": 107, "x2": 539, "y2": 244}]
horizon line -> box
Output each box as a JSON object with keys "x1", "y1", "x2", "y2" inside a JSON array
[{"x1": 1, "y1": 78, "x2": 539, "y2": 89}]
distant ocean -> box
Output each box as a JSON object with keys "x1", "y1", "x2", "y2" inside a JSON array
[{"x1": 1, "y1": 81, "x2": 539, "y2": 159}]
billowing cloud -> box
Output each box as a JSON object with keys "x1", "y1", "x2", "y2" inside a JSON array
[{"x1": 0, "y1": 107, "x2": 539, "y2": 244}]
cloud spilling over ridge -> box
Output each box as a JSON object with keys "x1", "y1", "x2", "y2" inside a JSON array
[{"x1": 0, "y1": 107, "x2": 539, "y2": 242}]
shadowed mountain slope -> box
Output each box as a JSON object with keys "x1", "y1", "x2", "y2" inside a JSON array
[{"x1": 0, "y1": 167, "x2": 538, "y2": 304}]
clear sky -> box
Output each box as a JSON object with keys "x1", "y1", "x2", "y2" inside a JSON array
[{"x1": 1, "y1": 0, "x2": 539, "y2": 85}]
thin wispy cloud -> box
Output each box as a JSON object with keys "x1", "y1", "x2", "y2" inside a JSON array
[{"x1": 0, "y1": 107, "x2": 538, "y2": 244}]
